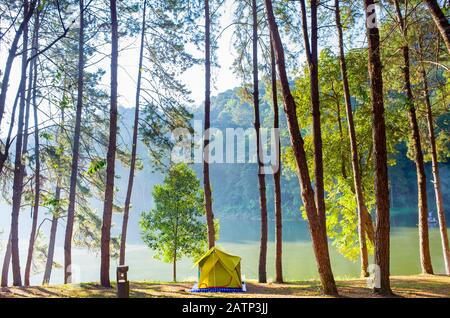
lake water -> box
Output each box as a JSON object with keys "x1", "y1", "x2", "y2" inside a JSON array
[{"x1": 22, "y1": 219, "x2": 449, "y2": 285}]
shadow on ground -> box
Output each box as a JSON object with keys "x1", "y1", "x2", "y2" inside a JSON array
[{"x1": 1, "y1": 275, "x2": 449, "y2": 298}]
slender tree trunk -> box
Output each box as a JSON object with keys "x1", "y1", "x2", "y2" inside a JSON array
[
  {"x1": 43, "y1": 100, "x2": 64, "y2": 285},
  {"x1": 172, "y1": 237, "x2": 178, "y2": 283},
  {"x1": 0, "y1": 85, "x2": 21, "y2": 175},
  {"x1": 264, "y1": 0, "x2": 338, "y2": 295},
  {"x1": 100, "y1": 0, "x2": 119, "y2": 287},
  {"x1": 418, "y1": 41, "x2": 450, "y2": 275},
  {"x1": 1, "y1": 82, "x2": 28, "y2": 286},
  {"x1": 173, "y1": 215, "x2": 179, "y2": 283},
  {"x1": 271, "y1": 42, "x2": 283, "y2": 284},
  {"x1": 310, "y1": 1, "x2": 326, "y2": 233},
  {"x1": 425, "y1": 77, "x2": 450, "y2": 275},
  {"x1": 252, "y1": 0, "x2": 268, "y2": 284},
  {"x1": 335, "y1": 0, "x2": 369, "y2": 278},
  {"x1": 424, "y1": 0, "x2": 450, "y2": 54},
  {"x1": 203, "y1": 0, "x2": 216, "y2": 249},
  {"x1": 394, "y1": 0, "x2": 433, "y2": 274},
  {"x1": 1, "y1": 234, "x2": 12, "y2": 287},
  {"x1": 119, "y1": 0, "x2": 147, "y2": 266},
  {"x1": 173, "y1": 252, "x2": 177, "y2": 283},
  {"x1": 65, "y1": 0, "x2": 85, "y2": 284},
  {"x1": 15, "y1": 31, "x2": 34, "y2": 285},
  {"x1": 409, "y1": 99, "x2": 433, "y2": 274},
  {"x1": 24, "y1": 10, "x2": 40, "y2": 286},
  {"x1": 363, "y1": 0, "x2": 392, "y2": 295},
  {"x1": 335, "y1": 97, "x2": 347, "y2": 180},
  {"x1": 42, "y1": 213, "x2": 59, "y2": 285},
  {"x1": 10, "y1": 0, "x2": 31, "y2": 287},
  {"x1": 299, "y1": 0, "x2": 327, "y2": 235},
  {"x1": 0, "y1": 0, "x2": 36, "y2": 126},
  {"x1": 22, "y1": 48, "x2": 34, "y2": 160}
]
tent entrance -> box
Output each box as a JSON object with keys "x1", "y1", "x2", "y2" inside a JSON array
[{"x1": 190, "y1": 247, "x2": 245, "y2": 293}]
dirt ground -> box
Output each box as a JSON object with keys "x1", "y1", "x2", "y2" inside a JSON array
[{"x1": 1, "y1": 274, "x2": 449, "y2": 298}]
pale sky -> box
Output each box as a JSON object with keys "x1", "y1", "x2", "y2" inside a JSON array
[
  {"x1": 109, "y1": 0, "x2": 241, "y2": 109},
  {"x1": 0, "y1": 0, "x2": 374, "y2": 121},
  {"x1": 0, "y1": 0, "x2": 241, "y2": 128}
]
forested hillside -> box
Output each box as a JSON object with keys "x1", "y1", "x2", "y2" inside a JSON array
[{"x1": 186, "y1": 87, "x2": 450, "y2": 224}]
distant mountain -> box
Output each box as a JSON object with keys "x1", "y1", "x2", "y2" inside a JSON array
[{"x1": 120, "y1": 87, "x2": 450, "y2": 230}]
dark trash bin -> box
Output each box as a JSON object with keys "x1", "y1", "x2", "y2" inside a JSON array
[{"x1": 117, "y1": 265, "x2": 129, "y2": 298}]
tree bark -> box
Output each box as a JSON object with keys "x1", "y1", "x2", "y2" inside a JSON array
[
  {"x1": 24, "y1": 10, "x2": 40, "y2": 286},
  {"x1": 203, "y1": 0, "x2": 216, "y2": 249},
  {"x1": 264, "y1": 0, "x2": 338, "y2": 295},
  {"x1": 119, "y1": 0, "x2": 147, "y2": 266},
  {"x1": 418, "y1": 39, "x2": 450, "y2": 274},
  {"x1": 1, "y1": 234, "x2": 12, "y2": 287},
  {"x1": 363, "y1": 0, "x2": 392, "y2": 295},
  {"x1": 0, "y1": 85, "x2": 21, "y2": 175},
  {"x1": 43, "y1": 97, "x2": 64, "y2": 285},
  {"x1": 424, "y1": 0, "x2": 450, "y2": 54},
  {"x1": 363, "y1": 205, "x2": 375, "y2": 243},
  {"x1": 10, "y1": 0, "x2": 31, "y2": 287},
  {"x1": 394, "y1": 0, "x2": 433, "y2": 274},
  {"x1": 335, "y1": 0, "x2": 369, "y2": 278},
  {"x1": 173, "y1": 213, "x2": 179, "y2": 283},
  {"x1": 100, "y1": 0, "x2": 119, "y2": 287},
  {"x1": 172, "y1": 258, "x2": 177, "y2": 283},
  {"x1": 335, "y1": 97, "x2": 347, "y2": 180},
  {"x1": 65, "y1": 0, "x2": 85, "y2": 284},
  {"x1": 425, "y1": 75, "x2": 450, "y2": 275},
  {"x1": 42, "y1": 213, "x2": 59, "y2": 285},
  {"x1": 271, "y1": 41, "x2": 283, "y2": 284},
  {"x1": 252, "y1": 0, "x2": 268, "y2": 284},
  {"x1": 299, "y1": 0, "x2": 327, "y2": 235},
  {"x1": 0, "y1": 0, "x2": 36, "y2": 126}
]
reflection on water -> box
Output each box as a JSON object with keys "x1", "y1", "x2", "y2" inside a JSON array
[
  {"x1": 218, "y1": 218, "x2": 311, "y2": 243},
  {"x1": 25, "y1": 219, "x2": 449, "y2": 285}
]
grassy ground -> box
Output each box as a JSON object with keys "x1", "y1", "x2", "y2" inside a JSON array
[{"x1": 1, "y1": 275, "x2": 449, "y2": 298}]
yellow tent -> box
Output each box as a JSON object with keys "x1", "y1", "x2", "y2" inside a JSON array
[{"x1": 194, "y1": 247, "x2": 242, "y2": 289}]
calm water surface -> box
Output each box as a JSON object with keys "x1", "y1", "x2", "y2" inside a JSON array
[{"x1": 23, "y1": 218, "x2": 449, "y2": 285}]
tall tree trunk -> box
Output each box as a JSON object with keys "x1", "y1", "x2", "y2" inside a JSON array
[
  {"x1": 10, "y1": 0, "x2": 31, "y2": 287},
  {"x1": 335, "y1": 0, "x2": 369, "y2": 278},
  {"x1": 394, "y1": 0, "x2": 433, "y2": 274},
  {"x1": 1, "y1": 234, "x2": 12, "y2": 287},
  {"x1": 22, "y1": 43, "x2": 35, "y2": 160},
  {"x1": 252, "y1": 0, "x2": 268, "y2": 284},
  {"x1": 203, "y1": 0, "x2": 216, "y2": 249},
  {"x1": 363, "y1": 0, "x2": 392, "y2": 295},
  {"x1": 424, "y1": 0, "x2": 450, "y2": 54},
  {"x1": 24, "y1": 9, "x2": 40, "y2": 286},
  {"x1": 0, "y1": 85, "x2": 21, "y2": 176},
  {"x1": 299, "y1": 0, "x2": 327, "y2": 235},
  {"x1": 270, "y1": 42, "x2": 283, "y2": 283},
  {"x1": 100, "y1": 0, "x2": 119, "y2": 287},
  {"x1": 43, "y1": 100, "x2": 64, "y2": 285},
  {"x1": 425, "y1": 76, "x2": 450, "y2": 275},
  {"x1": 119, "y1": 0, "x2": 147, "y2": 266},
  {"x1": 418, "y1": 39, "x2": 450, "y2": 275},
  {"x1": 65, "y1": 0, "x2": 85, "y2": 284},
  {"x1": 0, "y1": 0, "x2": 36, "y2": 126},
  {"x1": 42, "y1": 215, "x2": 58, "y2": 285},
  {"x1": 264, "y1": 0, "x2": 338, "y2": 296},
  {"x1": 335, "y1": 97, "x2": 347, "y2": 180}
]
